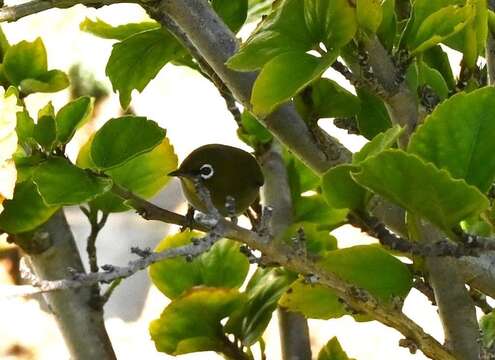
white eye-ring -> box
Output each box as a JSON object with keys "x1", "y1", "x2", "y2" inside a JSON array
[{"x1": 199, "y1": 164, "x2": 214, "y2": 179}]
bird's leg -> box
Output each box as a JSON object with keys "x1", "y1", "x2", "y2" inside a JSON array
[
  {"x1": 244, "y1": 207, "x2": 259, "y2": 229},
  {"x1": 181, "y1": 205, "x2": 196, "y2": 232},
  {"x1": 225, "y1": 195, "x2": 238, "y2": 224}
]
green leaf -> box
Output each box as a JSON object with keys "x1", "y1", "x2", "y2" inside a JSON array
[
  {"x1": 322, "y1": 164, "x2": 366, "y2": 210},
  {"x1": 252, "y1": 51, "x2": 337, "y2": 116},
  {"x1": 150, "y1": 287, "x2": 245, "y2": 355},
  {"x1": 417, "y1": 61, "x2": 449, "y2": 100},
  {"x1": 227, "y1": 0, "x2": 311, "y2": 71},
  {"x1": 239, "y1": 111, "x2": 273, "y2": 144},
  {"x1": 318, "y1": 337, "x2": 354, "y2": 360},
  {"x1": 356, "y1": 88, "x2": 391, "y2": 139},
  {"x1": 227, "y1": 0, "x2": 356, "y2": 71},
  {"x1": 91, "y1": 116, "x2": 165, "y2": 170},
  {"x1": 402, "y1": 0, "x2": 464, "y2": 46},
  {"x1": 106, "y1": 29, "x2": 186, "y2": 108},
  {"x1": 0, "y1": 181, "x2": 59, "y2": 234},
  {"x1": 38, "y1": 101, "x2": 55, "y2": 119},
  {"x1": 319, "y1": 245, "x2": 412, "y2": 302},
  {"x1": 410, "y1": 4, "x2": 472, "y2": 54},
  {"x1": 295, "y1": 78, "x2": 361, "y2": 119},
  {"x1": 279, "y1": 279, "x2": 346, "y2": 319},
  {"x1": 304, "y1": 0, "x2": 358, "y2": 49},
  {"x1": 480, "y1": 311, "x2": 495, "y2": 348},
  {"x1": 293, "y1": 194, "x2": 348, "y2": 229},
  {"x1": 352, "y1": 150, "x2": 489, "y2": 231},
  {"x1": 353, "y1": 124, "x2": 403, "y2": 163},
  {"x1": 212, "y1": 0, "x2": 248, "y2": 33},
  {"x1": 423, "y1": 45, "x2": 456, "y2": 90},
  {"x1": 19, "y1": 70, "x2": 70, "y2": 94},
  {"x1": 285, "y1": 151, "x2": 320, "y2": 198},
  {"x1": 33, "y1": 157, "x2": 112, "y2": 206},
  {"x1": 357, "y1": 0, "x2": 383, "y2": 34},
  {"x1": 3, "y1": 38, "x2": 47, "y2": 85},
  {"x1": 409, "y1": 87, "x2": 495, "y2": 193},
  {"x1": 149, "y1": 231, "x2": 249, "y2": 299},
  {"x1": 55, "y1": 96, "x2": 93, "y2": 144},
  {"x1": 226, "y1": 268, "x2": 295, "y2": 345},
  {"x1": 376, "y1": 0, "x2": 397, "y2": 51},
  {"x1": 200, "y1": 238, "x2": 250, "y2": 288},
  {"x1": 78, "y1": 135, "x2": 177, "y2": 212},
  {"x1": 80, "y1": 17, "x2": 160, "y2": 40},
  {"x1": 16, "y1": 110, "x2": 35, "y2": 144},
  {"x1": 34, "y1": 116, "x2": 56, "y2": 151}
]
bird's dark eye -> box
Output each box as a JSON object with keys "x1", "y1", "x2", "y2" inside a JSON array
[{"x1": 199, "y1": 164, "x2": 214, "y2": 179}]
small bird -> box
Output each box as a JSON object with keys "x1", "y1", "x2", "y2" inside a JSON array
[{"x1": 169, "y1": 144, "x2": 264, "y2": 217}]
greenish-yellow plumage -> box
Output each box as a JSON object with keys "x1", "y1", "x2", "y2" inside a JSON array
[{"x1": 169, "y1": 144, "x2": 264, "y2": 216}]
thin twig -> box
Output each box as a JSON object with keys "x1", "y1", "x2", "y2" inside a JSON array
[
  {"x1": 0, "y1": 0, "x2": 132, "y2": 22},
  {"x1": 349, "y1": 212, "x2": 495, "y2": 257},
  {"x1": 101, "y1": 278, "x2": 122, "y2": 305}
]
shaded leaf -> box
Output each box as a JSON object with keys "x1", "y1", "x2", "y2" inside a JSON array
[
  {"x1": 34, "y1": 115, "x2": 56, "y2": 151},
  {"x1": 80, "y1": 17, "x2": 160, "y2": 40},
  {"x1": 376, "y1": 0, "x2": 396, "y2": 51},
  {"x1": 33, "y1": 157, "x2": 112, "y2": 206},
  {"x1": 322, "y1": 164, "x2": 366, "y2": 210},
  {"x1": 251, "y1": 51, "x2": 337, "y2": 116},
  {"x1": 356, "y1": 88, "x2": 391, "y2": 139},
  {"x1": 226, "y1": 268, "x2": 295, "y2": 345},
  {"x1": 212, "y1": 0, "x2": 248, "y2": 33},
  {"x1": 150, "y1": 288, "x2": 245, "y2": 355},
  {"x1": 352, "y1": 150, "x2": 489, "y2": 231},
  {"x1": 0, "y1": 181, "x2": 58, "y2": 233},
  {"x1": 91, "y1": 116, "x2": 165, "y2": 170},
  {"x1": 409, "y1": 87, "x2": 495, "y2": 192},
  {"x1": 295, "y1": 78, "x2": 361, "y2": 119},
  {"x1": 56, "y1": 96, "x2": 93, "y2": 144},
  {"x1": 422, "y1": 45, "x2": 456, "y2": 90},
  {"x1": 16, "y1": 110, "x2": 34, "y2": 144}
]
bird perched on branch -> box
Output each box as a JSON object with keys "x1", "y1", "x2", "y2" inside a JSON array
[{"x1": 169, "y1": 144, "x2": 264, "y2": 217}]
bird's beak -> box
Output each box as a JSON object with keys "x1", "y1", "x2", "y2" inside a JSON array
[{"x1": 168, "y1": 169, "x2": 186, "y2": 177}]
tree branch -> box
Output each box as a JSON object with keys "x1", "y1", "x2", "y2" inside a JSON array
[
  {"x1": 417, "y1": 222, "x2": 480, "y2": 360},
  {"x1": 259, "y1": 142, "x2": 311, "y2": 360},
  {"x1": 0, "y1": 0, "x2": 131, "y2": 22},
  {"x1": 13, "y1": 210, "x2": 116, "y2": 360},
  {"x1": 349, "y1": 212, "x2": 495, "y2": 257}
]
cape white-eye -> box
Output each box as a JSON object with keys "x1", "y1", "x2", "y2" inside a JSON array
[{"x1": 169, "y1": 144, "x2": 264, "y2": 216}]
